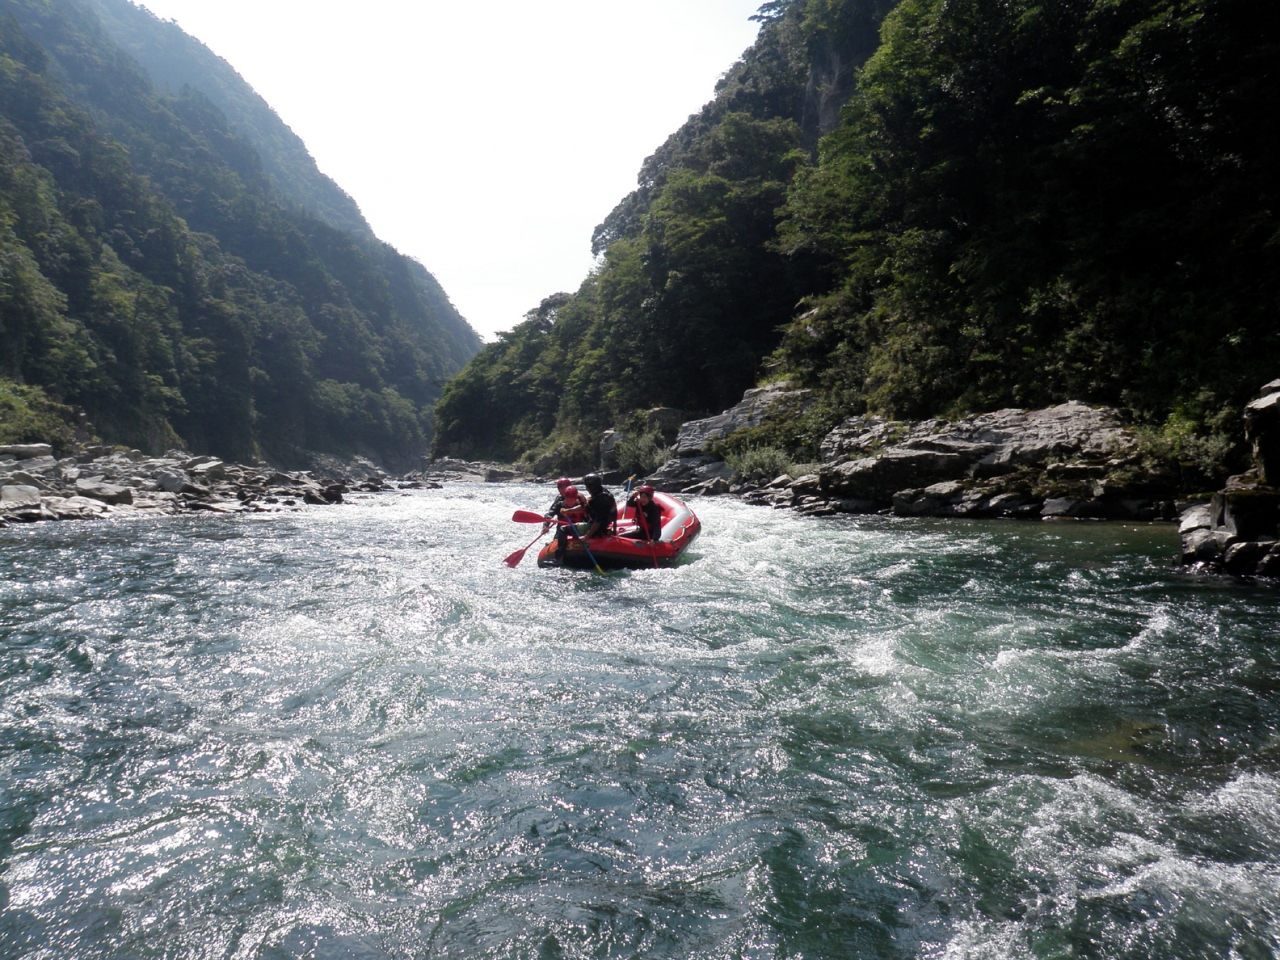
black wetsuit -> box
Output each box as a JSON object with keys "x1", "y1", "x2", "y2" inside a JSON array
[
  {"x1": 585, "y1": 490, "x2": 617, "y2": 538},
  {"x1": 625, "y1": 495, "x2": 662, "y2": 541}
]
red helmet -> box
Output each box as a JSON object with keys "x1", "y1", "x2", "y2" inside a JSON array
[
  {"x1": 637, "y1": 484, "x2": 655, "y2": 496},
  {"x1": 556, "y1": 477, "x2": 572, "y2": 492},
  {"x1": 562, "y1": 484, "x2": 580, "y2": 502}
]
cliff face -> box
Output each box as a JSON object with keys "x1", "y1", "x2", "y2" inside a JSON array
[{"x1": 0, "y1": 0, "x2": 480, "y2": 468}]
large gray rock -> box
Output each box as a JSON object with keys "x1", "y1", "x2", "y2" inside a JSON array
[
  {"x1": 155, "y1": 470, "x2": 187, "y2": 494},
  {"x1": 190, "y1": 460, "x2": 227, "y2": 482},
  {"x1": 599, "y1": 430, "x2": 622, "y2": 470},
  {"x1": 673, "y1": 382, "x2": 811, "y2": 456},
  {"x1": 823, "y1": 449, "x2": 969, "y2": 501},
  {"x1": 75, "y1": 477, "x2": 133, "y2": 505},
  {"x1": 821, "y1": 402, "x2": 1134, "y2": 474},
  {"x1": 816, "y1": 401, "x2": 1140, "y2": 511},
  {"x1": 646, "y1": 456, "x2": 733, "y2": 492},
  {"x1": 0, "y1": 443, "x2": 53, "y2": 459},
  {"x1": 1178, "y1": 503, "x2": 1214, "y2": 535},
  {"x1": 1244, "y1": 381, "x2": 1280, "y2": 485},
  {"x1": 0, "y1": 471, "x2": 50, "y2": 490},
  {"x1": 0, "y1": 485, "x2": 42, "y2": 507},
  {"x1": 0, "y1": 455, "x2": 57, "y2": 478},
  {"x1": 45, "y1": 496, "x2": 112, "y2": 520}
]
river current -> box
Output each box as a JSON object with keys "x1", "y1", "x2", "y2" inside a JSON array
[{"x1": 1, "y1": 483, "x2": 1278, "y2": 959}]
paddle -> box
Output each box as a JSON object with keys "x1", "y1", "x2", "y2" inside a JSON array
[
  {"x1": 635, "y1": 496, "x2": 660, "y2": 570},
  {"x1": 511, "y1": 510, "x2": 607, "y2": 574},
  {"x1": 502, "y1": 528, "x2": 547, "y2": 568},
  {"x1": 513, "y1": 509, "x2": 560, "y2": 525}
]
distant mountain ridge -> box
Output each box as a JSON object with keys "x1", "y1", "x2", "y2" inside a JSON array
[
  {"x1": 0, "y1": 0, "x2": 481, "y2": 467},
  {"x1": 83, "y1": 0, "x2": 370, "y2": 238}
]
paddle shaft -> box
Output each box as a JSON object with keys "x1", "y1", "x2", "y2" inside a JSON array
[
  {"x1": 502, "y1": 528, "x2": 546, "y2": 568},
  {"x1": 511, "y1": 510, "x2": 606, "y2": 573}
]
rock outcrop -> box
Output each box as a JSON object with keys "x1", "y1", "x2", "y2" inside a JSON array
[
  {"x1": 640, "y1": 393, "x2": 1182, "y2": 523},
  {"x1": 672, "y1": 382, "x2": 811, "y2": 457},
  {"x1": 0, "y1": 445, "x2": 382, "y2": 526},
  {"x1": 1179, "y1": 381, "x2": 1280, "y2": 577}
]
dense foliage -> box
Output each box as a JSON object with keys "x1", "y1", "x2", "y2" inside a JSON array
[
  {"x1": 434, "y1": 0, "x2": 896, "y2": 466},
  {"x1": 0, "y1": 0, "x2": 479, "y2": 466},
  {"x1": 773, "y1": 0, "x2": 1279, "y2": 433},
  {"x1": 437, "y1": 0, "x2": 1277, "y2": 471}
]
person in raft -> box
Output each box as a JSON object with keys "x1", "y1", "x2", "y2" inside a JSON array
[
  {"x1": 549, "y1": 483, "x2": 589, "y2": 564},
  {"x1": 624, "y1": 484, "x2": 662, "y2": 544},
  {"x1": 581, "y1": 473, "x2": 618, "y2": 541},
  {"x1": 541, "y1": 477, "x2": 573, "y2": 534}
]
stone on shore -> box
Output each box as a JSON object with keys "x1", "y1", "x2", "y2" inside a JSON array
[
  {"x1": 1178, "y1": 380, "x2": 1280, "y2": 578},
  {"x1": 75, "y1": 477, "x2": 134, "y2": 505},
  {"x1": 0, "y1": 443, "x2": 53, "y2": 459}
]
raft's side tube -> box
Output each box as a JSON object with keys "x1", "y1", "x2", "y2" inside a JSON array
[{"x1": 655, "y1": 492, "x2": 698, "y2": 545}]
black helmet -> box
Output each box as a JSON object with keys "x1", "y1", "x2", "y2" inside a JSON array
[{"x1": 583, "y1": 473, "x2": 604, "y2": 494}]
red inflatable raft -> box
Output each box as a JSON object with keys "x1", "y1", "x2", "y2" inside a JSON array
[{"x1": 537, "y1": 491, "x2": 701, "y2": 570}]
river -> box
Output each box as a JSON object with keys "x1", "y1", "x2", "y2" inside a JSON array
[{"x1": 2, "y1": 484, "x2": 1278, "y2": 959}]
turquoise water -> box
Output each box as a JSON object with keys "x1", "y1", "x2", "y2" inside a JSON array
[{"x1": 1, "y1": 484, "x2": 1278, "y2": 959}]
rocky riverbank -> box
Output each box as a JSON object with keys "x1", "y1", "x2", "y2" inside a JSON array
[
  {"x1": 0, "y1": 444, "x2": 393, "y2": 526},
  {"x1": 646, "y1": 390, "x2": 1181, "y2": 522},
  {"x1": 1176, "y1": 380, "x2": 1280, "y2": 577}
]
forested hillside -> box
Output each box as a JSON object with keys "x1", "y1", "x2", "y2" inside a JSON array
[
  {"x1": 436, "y1": 0, "x2": 1278, "y2": 472},
  {"x1": 0, "y1": 0, "x2": 480, "y2": 467}
]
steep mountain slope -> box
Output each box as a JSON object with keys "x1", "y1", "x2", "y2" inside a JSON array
[
  {"x1": 0, "y1": 0, "x2": 481, "y2": 466},
  {"x1": 434, "y1": 0, "x2": 896, "y2": 465},
  {"x1": 436, "y1": 0, "x2": 1278, "y2": 472}
]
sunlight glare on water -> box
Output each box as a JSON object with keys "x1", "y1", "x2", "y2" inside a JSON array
[{"x1": 1, "y1": 483, "x2": 1278, "y2": 959}]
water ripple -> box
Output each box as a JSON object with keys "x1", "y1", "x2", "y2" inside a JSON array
[{"x1": 1, "y1": 487, "x2": 1278, "y2": 958}]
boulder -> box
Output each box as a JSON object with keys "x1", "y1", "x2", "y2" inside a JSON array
[
  {"x1": 646, "y1": 456, "x2": 732, "y2": 492},
  {"x1": 823, "y1": 449, "x2": 968, "y2": 501},
  {"x1": 190, "y1": 460, "x2": 228, "y2": 482},
  {"x1": 1, "y1": 470, "x2": 50, "y2": 490},
  {"x1": 531, "y1": 445, "x2": 566, "y2": 476},
  {"x1": 687, "y1": 477, "x2": 731, "y2": 496},
  {"x1": 0, "y1": 456, "x2": 57, "y2": 478},
  {"x1": 1181, "y1": 527, "x2": 1222, "y2": 564},
  {"x1": 892, "y1": 481, "x2": 964, "y2": 516},
  {"x1": 1244, "y1": 381, "x2": 1280, "y2": 485},
  {"x1": 0, "y1": 485, "x2": 42, "y2": 507},
  {"x1": 1041, "y1": 497, "x2": 1083, "y2": 518},
  {"x1": 75, "y1": 477, "x2": 133, "y2": 505},
  {"x1": 673, "y1": 382, "x2": 811, "y2": 456},
  {"x1": 0, "y1": 443, "x2": 53, "y2": 459},
  {"x1": 45, "y1": 496, "x2": 111, "y2": 520},
  {"x1": 1208, "y1": 488, "x2": 1280, "y2": 541},
  {"x1": 155, "y1": 470, "x2": 187, "y2": 494},
  {"x1": 1258, "y1": 549, "x2": 1280, "y2": 577},
  {"x1": 1179, "y1": 503, "x2": 1214, "y2": 535},
  {"x1": 599, "y1": 430, "x2": 622, "y2": 470},
  {"x1": 1223, "y1": 540, "x2": 1272, "y2": 575}
]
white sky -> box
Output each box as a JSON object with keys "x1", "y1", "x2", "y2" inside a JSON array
[{"x1": 131, "y1": 1, "x2": 766, "y2": 341}]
